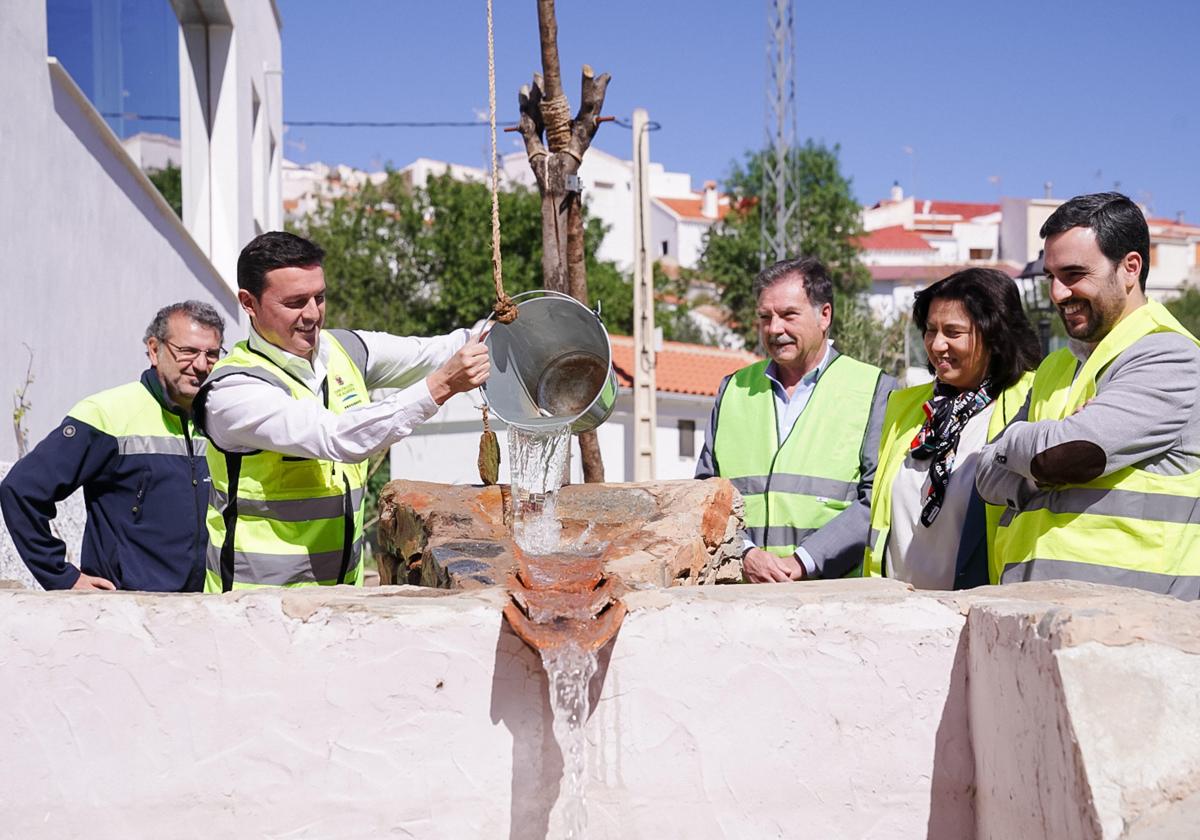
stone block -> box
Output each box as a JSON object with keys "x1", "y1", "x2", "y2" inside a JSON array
[{"x1": 376, "y1": 478, "x2": 743, "y2": 590}]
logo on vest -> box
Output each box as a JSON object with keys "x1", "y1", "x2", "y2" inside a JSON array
[{"x1": 62, "y1": 425, "x2": 76, "y2": 438}]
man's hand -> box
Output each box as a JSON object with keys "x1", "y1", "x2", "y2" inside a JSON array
[
  {"x1": 742, "y1": 547, "x2": 803, "y2": 583},
  {"x1": 427, "y1": 335, "x2": 491, "y2": 405},
  {"x1": 71, "y1": 572, "x2": 116, "y2": 591}
]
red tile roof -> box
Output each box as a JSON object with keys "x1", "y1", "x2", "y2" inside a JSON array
[
  {"x1": 656, "y1": 195, "x2": 731, "y2": 222},
  {"x1": 857, "y1": 225, "x2": 935, "y2": 251},
  {"x1": 1147, "y1": 217, "x2": 1200, "y2": 238},
  {"x1": 608, "y1": 334, "x2": 759, "y2": 397},
  {"x1": 919, "y1": 200, "x2": 1000, "y2": 220}
]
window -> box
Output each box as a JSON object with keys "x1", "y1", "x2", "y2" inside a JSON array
[
  {"x1": 661, "y1": 240, "x2": 670, "y2": 257},
  {"x1": 593, "y1": 180, "x2": 615, "y2": 190},
  {"x1": 968, "y1": 248, "x2": 994, "y2": 261},
  {"x1": 678, "y1": 419, "x2": 696, "y2": 458},
  {"x1": 1150, "y1": 244, "x2": 1159, "y2": 267},
  {"x1": 47, "y1": 0, "x2": 180, "y2": 142}
]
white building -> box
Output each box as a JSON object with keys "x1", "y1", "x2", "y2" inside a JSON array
[
  {"x1": 121, "y1": 131, "x2": 182, "y2": 171},
  {"x1": 498, "y1": 147, "x2": 723, "y2": 271},
  {"x1": 391, "y1": 336, "x2": 759, "y2": 485},
  {"x1": 859, "y1": 186, "x2": 1013, "y2": 319},
  {"x1": 0, "y1": 0, "x2": 282, "y2": 462},
  {"x1": 282, "y1": 158, "x2": 389, "y2": 219}
]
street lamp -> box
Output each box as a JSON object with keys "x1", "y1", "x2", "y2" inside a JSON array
[{"x1": 1017, "y1": 249, "x2": 1055, "y2": 357}]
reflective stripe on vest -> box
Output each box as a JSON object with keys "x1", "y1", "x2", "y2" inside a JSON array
[
  {"x1": 863, "y1": 374, "x2": 1032, "y2": 580},
  {"x1": 993, "y1": 301, "x2": 1200, "y2": 600},
  {"x1": 714, "y1": 354, "x2": 882, "y2": 558},
  {"x1": 199, "y1": 331, "x2": 370, "y2": 591},
  {"x1": 68, "y1": 380, "x2": 197, "y2": 453}
]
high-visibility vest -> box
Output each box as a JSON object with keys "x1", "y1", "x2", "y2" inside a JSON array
[
  {"x1": 196, "y1": 331, "x2": 370, "y2": 592},
  {"x1": 994, "y1": 301, "x2": 1200, "y2": 599},
  {"x1": 714, "y1": 354, "x2": 883, "y2": 558},
  {"x1": 863, "y1": 373, "x2": 1033, "y2": 580}
]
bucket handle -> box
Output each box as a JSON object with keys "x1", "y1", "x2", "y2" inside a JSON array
[{"x1": 483, "y1": 288, "x2": 604, "y2": 324}]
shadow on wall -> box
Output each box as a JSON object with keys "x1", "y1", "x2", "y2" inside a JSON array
[
  {"x1": 48, "y1": 62, "x2": 240, "y2": 322},
  {"x1": 488, "y1": 619, "x2": 618, "y2": 840},
  {"x1": 926, "y1": 628, "x2": 975, "y2": 839}
]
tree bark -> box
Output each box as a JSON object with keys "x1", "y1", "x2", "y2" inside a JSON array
[{"x1": 519, "y1": 1, "x2": 611, "y2": 483}]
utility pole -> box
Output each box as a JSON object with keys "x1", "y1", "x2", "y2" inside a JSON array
[
  {"x1": 762, "y1": 0, "x2": 798, "y2": 266},
  {"x1": 631, "y1": 107, "x2": 657, "y2": 481}
]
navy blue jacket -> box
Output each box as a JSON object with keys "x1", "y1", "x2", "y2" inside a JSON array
[{"x1": 0, "y1": 369, "x2": 209, "y2": 591}]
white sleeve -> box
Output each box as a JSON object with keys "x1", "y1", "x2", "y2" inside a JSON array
[
  {"x1": 356, "y1": 328, "x2": 471, "y2": 390},
  {"x1": 204, "y1": 375, "x2": 440, "y2": 462}
]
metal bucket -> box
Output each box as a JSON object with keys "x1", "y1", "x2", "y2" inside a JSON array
[{"x1": 482, "y1": 290, "x2": 618, "y2": 434}]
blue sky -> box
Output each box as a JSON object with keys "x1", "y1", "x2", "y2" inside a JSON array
[{"x1": 276, "y1": 0, "x2": 1198, "y2": 222}]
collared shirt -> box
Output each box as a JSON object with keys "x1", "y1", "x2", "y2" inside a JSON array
[
  {"x1": 738, "y1": 341, "x2": 834, "y2": 575},
  {"x1": 763, "y1": 341, "x2": 834, "y2": 443},
  {"x1": 203, "y1": 326, "x2": 469, "y2": 461}
]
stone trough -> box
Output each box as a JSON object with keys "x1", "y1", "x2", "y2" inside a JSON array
[
  {"x1": 3, "y1": 477, "x2": 1199, "y2": 839},
  {"x1": 1, "y1": 580, "x2": 1198, "y2": 838}
]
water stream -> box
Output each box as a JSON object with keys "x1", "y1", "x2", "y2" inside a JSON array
[
  {"x1": 508, "y1": 424, "x2": 572, "y2": 555},
  {"x1": 508, "y1": 423, "x2": 601, "y2": 837},
  {"x1": 542, "y1": 641, "x2": 599, "y2": 839}
]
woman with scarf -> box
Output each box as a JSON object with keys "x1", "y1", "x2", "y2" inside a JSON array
[{"x1": 863, "y1": 268, "x2": 1042, "y2": 589}]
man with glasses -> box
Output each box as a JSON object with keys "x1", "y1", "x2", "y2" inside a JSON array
[{"x1": 0, "y1": 301, "x2": 225, "y2": 591}]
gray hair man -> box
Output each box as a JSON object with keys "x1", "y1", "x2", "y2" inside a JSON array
[
  {"x1": 696, "y1": 257, "x2": 897, "y2": 582},
  {"x1": 0, "y1": 300, "x2": 226, "y2": 591}
]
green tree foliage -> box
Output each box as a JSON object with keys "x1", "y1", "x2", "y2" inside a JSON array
[
  {"x1": 288, "y1": 172, "x2": 632, "y2": 336},
  {"x1": 698, "y1": 141, "x2": 906, "y2": 372},
  {"x1": 1166, "y1": 288, "x2": 1200, "y2": 338},
  {"x1": 148, "y1": 163, "x2": 183, "y2": 219}
]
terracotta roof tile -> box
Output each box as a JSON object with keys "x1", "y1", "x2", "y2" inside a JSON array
[
  {"x1": 655, "y1": 195, "x2": 731, "y2": 222},
  {"x1": 919, "y1": 200, "x2": 1000, "y2": 219},
  {"x1": 857, "y1": 225, "x2": 935, "y2": 251},
  {"x1": 608, "y1": 334, "x2": 759, "y2": 397}
]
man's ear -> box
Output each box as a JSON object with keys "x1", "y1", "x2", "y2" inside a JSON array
[
  {"x1": 237, "y1": 289, "x2": 258, "y2": 321},
  {"x1": 146, "y1": 338, "x2": 159, "y2": 368},
  {"x1": 1121, "y1": 251, "x2": 1143, "y2": 292},
  {"x1": 819, "y1": 302, "x2": 833, "y2": 332}
]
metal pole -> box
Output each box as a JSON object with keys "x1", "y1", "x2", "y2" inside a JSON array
[
  {"x1": 762, "y1": 0, "x2": 797, "y2": 266},
  {"x1": 631, "y1": 107, "x2": 657, "y2": 481}
]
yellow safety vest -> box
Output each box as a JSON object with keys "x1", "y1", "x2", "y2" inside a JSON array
[
  {"x1": 994, "y1": 301, "x2": 1200, "y2": 599},
  {"x1": 714, "y1": 354, "x2": 883, "y2": 558},
  {"x1": 863, "y1": 374, "x2": 1033, "y2": 580},
  {"x1": 196, "y1": 331, "x2": 370, "y2": 591}
]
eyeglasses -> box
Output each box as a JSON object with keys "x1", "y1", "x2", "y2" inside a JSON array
[{"x1": 162, "y1": 339, "x2": 225, "y2": 364}]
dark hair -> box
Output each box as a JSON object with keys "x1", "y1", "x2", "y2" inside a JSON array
[
  {"x1": 237, "y1": 231, "x2": 326, "y2": 298},
  {"x1": 912, "y1": 268, "x2": 1041, "y2": 394},
  {"x1": 143, "y1": 300, "x2": 225, "y2": 343},
  {"x1": 1039, "y1": 192, "x2": 1150, "y2": 290},
  {"x1": 752, "y1": 256, "x2": 835, "y2": 318}
]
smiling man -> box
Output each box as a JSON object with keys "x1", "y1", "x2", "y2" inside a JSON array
[
  {"x1": 976, "y1": 192, "x2": 1200, "y2": 599},
  {"x1": 194, "y1": 231, "x2": 489, "y2": 592},
  {"x1": 0, "y1": 301, "x2": 225, "y2": 591},
  {"x1": 695, "y1": 257, "x2": 896, "y2": 582}
]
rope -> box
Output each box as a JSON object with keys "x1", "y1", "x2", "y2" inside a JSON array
[
  {"x1": 486, "y1": 0, "x2": 517, "y2": 324},
  {"x1": 540, "y1": 95, "x2": 573, "y2": 152}
]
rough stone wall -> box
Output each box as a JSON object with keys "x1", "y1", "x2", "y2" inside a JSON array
[
  {"x1": 968, "y1": 582, "x2": 1200, "y2": 840},
  {"x1": 0, "y1": 461, "x2": 83, "y2": 589}
]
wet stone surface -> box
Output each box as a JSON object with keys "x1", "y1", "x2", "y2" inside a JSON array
[{"x1": 377, "y1": 478, "x2": 743, "y2": 591}]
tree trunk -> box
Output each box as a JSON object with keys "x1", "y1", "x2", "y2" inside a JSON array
[{"x1": 518, "y1": 0, "x2": 611, "y2": 482}]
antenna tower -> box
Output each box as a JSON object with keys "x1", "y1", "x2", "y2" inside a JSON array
[{"x1": 762, "y1": 0, "x2": 798, "y2": 265}]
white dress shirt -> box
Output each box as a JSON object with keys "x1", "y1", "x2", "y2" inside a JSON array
[{"x1": 204, "y1": 326, "x2": 469, "y2": 461}]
